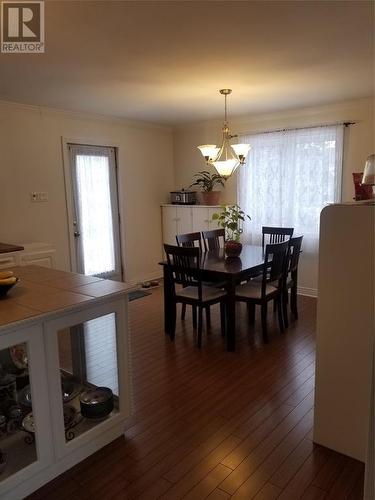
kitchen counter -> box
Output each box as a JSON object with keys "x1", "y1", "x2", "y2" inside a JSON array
[
  {"x1": 0, "y1": 265, "x2": 134, "y2": 331},
  {"x1": 0, "y1": 265, "x2": 133, "y2": 499},
  {"x1": 0, "y1": 243, "x2": 24, "y2": 254}
]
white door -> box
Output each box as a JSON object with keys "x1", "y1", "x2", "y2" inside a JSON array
[
  {"x1": 192, "y1": 207, "x2": 209, "y2": 233},
  {"x1": 208, "y1": 207, "x2": 220, "y2": 231},
  {"x1": 162, "y1": 206, "x2": 177, "y2": 245},
  {"x1": 176, "y1": 206, "x2": 193, "y2": 235},
  {"x1": 68, "y1": 144, "x2": 122, "y2": 281}
]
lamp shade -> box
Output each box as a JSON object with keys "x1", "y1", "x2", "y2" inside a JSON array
[
  {"x1": 232, "y1": 143, "x2": 251, "y2": 158},
  {"x1": 362, "y1": 154, "x2": 375, "y2": 185},
  {"x1": 197, "y1": 145, "x2": 218, "y2": 160}
]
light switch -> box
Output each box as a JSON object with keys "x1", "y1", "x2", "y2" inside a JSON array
[{"x1": 30, "y1": 192, "x2": 48, "y2": 202}]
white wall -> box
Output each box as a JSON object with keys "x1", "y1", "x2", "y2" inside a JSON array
[
  {"x1": 0, "y1": 101, "x2": 174, "y2": 284},
  {"x1": 173, "y1": 97, "x2": 375, "y2": 293}
]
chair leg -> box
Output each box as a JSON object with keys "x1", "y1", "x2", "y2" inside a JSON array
[
  {"x1": 277, "y1": 297, "x2": 285, "y2": 334},
  {"x1": 192, "y1": 306, "x2": 197, "y2": 329},
  {"x1": 197, "y1": 307, "x2": 203, "y2": 348},
  {"x1": 220, "y1": 302, "x2": 226, "y2": 337},
  {"x1": 261, "y1": 304, "x2": 268, "y2": 343},
  {"x1": 169, "y1": 303, "x2": 177, "y2": 340},
  {"x1": 291, "y1": 285, "x2": 298, "y2": 319},
  {"x1": 181, "y1": 303, "x2": 186, "y2": 320},
  {"x1": 247, "y1": 303, "x2": 256, "y2": 325},
  {"x1": 205, "y1": 306, "x2": 211, "y2": 329},
  {"x1": 282, "y1": 290, "x2": 289, "y2": 328}
]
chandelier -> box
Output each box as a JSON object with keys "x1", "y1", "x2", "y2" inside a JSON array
[{"x1": 197, "y1": 89, "x2": 251, "y2": 178}]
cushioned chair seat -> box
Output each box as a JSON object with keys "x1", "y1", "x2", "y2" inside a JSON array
[
  {"x1": 236, "y1": 282, "x2": 278, "y2": 300},
  {"x1": 176, "y1": 285, "x2": 227, "y2": 302}
]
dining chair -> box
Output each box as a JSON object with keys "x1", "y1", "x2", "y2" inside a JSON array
[
  {"x1": 176, "y1": 232, "x2": 203, "y2": 251},
  {"x1": 282, "y1": 236, "x2": 303, "y2": 327},
  {"x1": 176, "y1": 232, "x2": 203, "y2": 323},
  {"x1": 202, "y1": 228, "x2": 226, "y2": 251},
  {"x1": 164, "y1": 244, "x2": 227, "y2": 348},
  {"x1": 262, "y1": 226, "x2": 294, "y2": 249},
  {"x1": 235, "y1": 240, "x2": 289, "y2": 343}
]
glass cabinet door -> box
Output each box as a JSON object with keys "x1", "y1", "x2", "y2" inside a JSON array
[
  {"x1": 0, "y1": 325, "x2": 52, "y2": 496},
  {"x1": 45, "y1": 299, "x2": 130, "y2": 458}
]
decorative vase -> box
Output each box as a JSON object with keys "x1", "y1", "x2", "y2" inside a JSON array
[
  {"x1": 200, "y1": 191, "x2": 221, "y2": 206},
  {"x1": 225, "y1": 240, "x2": 242, "y2": 257}
]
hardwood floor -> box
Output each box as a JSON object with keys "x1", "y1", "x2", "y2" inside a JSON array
[{"x1": 28, "y1": 287, "x2": 364, "y2": 499}]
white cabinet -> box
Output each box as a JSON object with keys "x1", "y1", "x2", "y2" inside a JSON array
[
  {"x1": 314, "y1": 202, "x2": 374, "y2": 463},
  {"x1": 161, "y1": 205, "x2": 221, "y2": 244},
  {"x1": 0, "y1": 324, "x2": 53, "y2": 499},
  {"x1": 0, "y1": 268, "x2": 132, "y2": 499},
  {"x1": 0, "y1": 243, "x2": 56, "y2": 270}
]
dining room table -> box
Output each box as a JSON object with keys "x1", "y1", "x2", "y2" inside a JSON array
[{"x1": 160, "y1": 244, "x2": 266, "y2": 352}]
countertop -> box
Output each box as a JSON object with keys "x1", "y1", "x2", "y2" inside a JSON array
[
  {"x1": 0, "y1": 266, "x2": 134, "y2": 330},
  {"x1": 0, "y1": 243, "x2": 24, "y2": 254}
]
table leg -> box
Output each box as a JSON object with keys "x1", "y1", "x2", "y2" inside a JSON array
[
  {"x1": 226, "y1": 277, "x2": 236, "y2": 351},
  {"x1": 163, "y1": 265, "x2": 174, "y2": 338}
]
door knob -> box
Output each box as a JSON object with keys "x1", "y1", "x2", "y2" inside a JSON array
[{"x1": 74, "y1": 231, "x2": 81, "y2": 237}]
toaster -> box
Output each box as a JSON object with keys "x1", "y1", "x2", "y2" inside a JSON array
[{"x1": 170, "y1": 190, "x2": 197, "y2": 205}]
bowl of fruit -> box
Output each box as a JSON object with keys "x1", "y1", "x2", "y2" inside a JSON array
[{"x1": 0, "y1": 271, "x2": 19, "y2": 297}]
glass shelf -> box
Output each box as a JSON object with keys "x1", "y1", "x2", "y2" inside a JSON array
[
  {"x1": 57, "y1": 312, "x2": 120, "y2": 443},
  {"x1": 0, "y1": 342, "x2": 37, "y2": 482}
]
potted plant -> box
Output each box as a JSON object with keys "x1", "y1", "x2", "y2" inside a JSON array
[
  {"x1": 212, "y1": 204, "x2": 251, "y2": 257},
  {"x1": 189, "y1": 170, "x2": 226, "y2": 205}
]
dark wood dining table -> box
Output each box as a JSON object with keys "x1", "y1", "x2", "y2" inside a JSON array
[{"x1": 160, "y1": 244, "x2": 266, "y2": 352}]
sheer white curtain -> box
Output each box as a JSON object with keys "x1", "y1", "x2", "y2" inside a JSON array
[
  {"x1": 237, "y1": 125, "x2": 344, "y2": 254},
  {"x1": 71, "y1": 145, "x2": 116, "y2": 276}
]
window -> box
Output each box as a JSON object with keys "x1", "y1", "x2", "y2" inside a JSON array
[{"x1": 237, "y1": 125, "x2": 344, "y2": 253}]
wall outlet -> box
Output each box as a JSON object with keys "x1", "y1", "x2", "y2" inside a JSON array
[{"x1": 30, "y1": 192, "x2": 48, "y2": 202}]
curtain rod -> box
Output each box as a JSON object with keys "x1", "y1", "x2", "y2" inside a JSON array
[{"x1": 239, "y1": 121, "x2": 356, "y2": 136}]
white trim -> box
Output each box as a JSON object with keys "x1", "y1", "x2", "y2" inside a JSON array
[
  {"x1": 297, "y1": 286, "x2": 317, "y2": 298},
  {"x1": 0, "y1": 99, "x2": 171, "y2": 132},
  {"x1": 61, "y1": 137, "x2": 128, "y2": 282}
]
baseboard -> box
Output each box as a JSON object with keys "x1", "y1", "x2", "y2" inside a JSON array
[{"x1": 298, "y1": 286, "x2": 317, "y2": 298}]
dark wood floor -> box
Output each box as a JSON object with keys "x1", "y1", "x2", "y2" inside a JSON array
[{"x1": 29, "y1": 288, "x2": 364, "y2": 500}]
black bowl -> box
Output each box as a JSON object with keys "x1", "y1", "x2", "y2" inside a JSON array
[
  {"x1": 0, "y1": 278, "x2": 19, "y2": 297},
  {"x1": 79, "y1": 387, "x2": 114, "y2": 419}
]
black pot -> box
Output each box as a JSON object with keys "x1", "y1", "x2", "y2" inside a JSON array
[{"x1": 79, "y1": 387, "x2": 113, "y2": 419}]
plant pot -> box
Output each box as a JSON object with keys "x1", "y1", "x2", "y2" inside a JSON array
[
  {"x1": 225, "y1": 240, "x2": 242, "y2": 258},
  {"x1": 200, "y1": 191, "x2": 221, "y2": 206}
]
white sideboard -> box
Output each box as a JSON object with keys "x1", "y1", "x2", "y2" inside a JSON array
[
  {"x1": 161, "y1": 205, "x2": 221, "y2": 245},
  {"x1": 0, "y1": 243, "x2": 56, "y2": 270}
]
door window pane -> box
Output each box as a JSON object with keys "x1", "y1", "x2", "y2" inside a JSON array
[{"x1": 75, "y1": 154, "x2": 116, "y2": 276}]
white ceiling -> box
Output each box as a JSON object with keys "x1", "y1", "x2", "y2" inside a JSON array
[{"x1": 0, "y1": 0, "x2": 373, "y2": 125}]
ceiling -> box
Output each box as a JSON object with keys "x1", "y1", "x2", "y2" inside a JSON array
[{"x1": 0, "y1": 0, "x2": 373, "y2": 125}]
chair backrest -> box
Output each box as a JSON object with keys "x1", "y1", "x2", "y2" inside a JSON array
[
  {"x1": 262, "y1": 226, "x2": 294, "y2": 249},
  {"x1": 176, "y1": 232, "x2": 203, "y2": 252},
  {"x1": 202, "y1": 228, "x2": 226, "y2": 251},
  {"x1": 164, "y1": 244, "x2": 201, "y2": 298},
  {"x1": 288, "y1": 236, "x2": 303, "y2": 274},
  {"x1": 262, "y1": 241, "x2": 289, "y2": 296}
]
